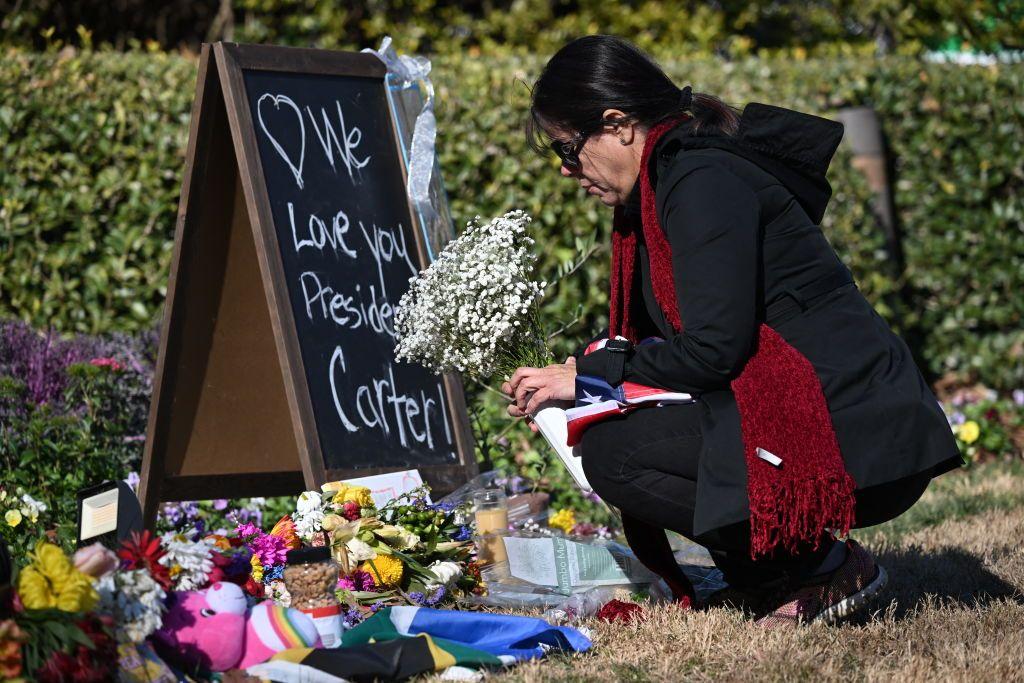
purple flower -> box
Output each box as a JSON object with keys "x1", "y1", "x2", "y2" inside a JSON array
[
  {"x1": 182, "y1": 501, "x2": 200, "y2": 520},
  {"x1": 1013, "y1": 389, "x2": 1024, "y2": 407},
  {"x1": 370, "y1": 600, "x2": 386, "y2": 613},
  {"x1": 227, "y1": 548, "x2": 253, "y2": 576},
  {"x1": 125, "y1": 472, "x2": 141, "y2": 492},
  {"x1": 233, "y1": 507, "x2": 264, "y2": 528},
  {"x1": 160, "y1": 502, "x2": 183, "y2": 527},
  {"x1": 213, "y1": 499, "x2": 229, "y2": 511},
  {"x1": 406, "y1": 591, "x2": 425, "y2": 605},
  {"x1": 337, "y1": 570, "x2": 376, "y2": 592},
  {"x1": 250, "y1": 533, "x2": 288, "y2": 566},
  {"x1": 451, "y1": 525, "x2": 472, "y2": 542},
  {"x1": 341, "y1": 606, "x2": 366, "y2": 629},
  {"x1": 948, "y1": 411, "x2": 966, "y2": 426},
  {"x1": 235, "y1": 522, "x2": 262, "y2": 540},
  {"x1": 425, "y1": 586, "x2": 446, "y2": 606}
]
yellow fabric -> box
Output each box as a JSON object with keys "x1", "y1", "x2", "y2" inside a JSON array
[
  {"x1": 270, "y1": 647, "x2": 314, "y2": 663},
  {"x1": 420, "y1": 633, "x2": 457, "y2": 670}
]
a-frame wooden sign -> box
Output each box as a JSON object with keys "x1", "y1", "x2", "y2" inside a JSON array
[{"x1": 138, "y1": 43, "x2": 476, "y2": 526}]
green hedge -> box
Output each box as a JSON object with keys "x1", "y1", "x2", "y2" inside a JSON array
[
  {"x1": 1, "y1": 48, "x2": 1022, "y2": 391},
  {"x1": 3, "y1": 0, "x2": 1001, "y2": 58}
]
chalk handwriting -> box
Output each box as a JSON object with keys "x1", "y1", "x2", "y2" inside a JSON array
[
  {"x1": 257, "y1": 94, "x2": 306, "y2": 189},
  {"x1": 359, "y1": 220, "x2": 418, "y2": 301},
  {"x1": 288, "y1": 203, "x2": 359, "y2": 258},
  {"x1": 306, "y1": 101, "x2": 371, "y2": 183},
  {"x1": 329, "y1": 346, "x2": 453, "y2": 449},
  {"x1": 300, "y1": 272, "x2": 396, "y2": 338}
]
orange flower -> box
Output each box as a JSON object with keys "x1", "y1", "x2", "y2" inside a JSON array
[
  {"x1": 203, "y1": 534, "x2": 234, "y2": 551},
  {"x1": 270, "y1": 514, "x2": 301, "y2": 550}
]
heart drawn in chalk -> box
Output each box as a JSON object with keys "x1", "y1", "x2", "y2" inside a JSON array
[{"x1": 257, "y1": 93, "x2": 306, "y2": 190}]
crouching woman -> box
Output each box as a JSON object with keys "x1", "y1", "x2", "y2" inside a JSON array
[{"x1": 502, "y1": 35, "x2": 962, "y2": 627}]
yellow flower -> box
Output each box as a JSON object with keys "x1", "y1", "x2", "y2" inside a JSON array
[
  {"x1": 359, "y1": 553, "x2": 404, "y2": 589},
  {"x1": 250, "y1": 554, "x2": 264, "y2": 583},
  {"x1": 17, "y1": 541, "x2": 98, "y2": 613},
  {"x1": 4, "y1": 510, "x2": 21, "y2": 528},
  {"x1": 957, "y1": 420, "x2": 980, "y2": 444},
  {"x1": 548, "y1": 508, "x2": 577, "y2": 534},
  {"x1": 332, "y1": 485, "x2": 374, "y2": 510}
]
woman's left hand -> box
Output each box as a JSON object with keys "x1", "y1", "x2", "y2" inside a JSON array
[{"x1": 501, "y1": 356, "x2": 577, "y2": 416}]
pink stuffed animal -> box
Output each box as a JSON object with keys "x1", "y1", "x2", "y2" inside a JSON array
[{"x1": 153, "y1": 581, "x2": 320, "y2": 672}]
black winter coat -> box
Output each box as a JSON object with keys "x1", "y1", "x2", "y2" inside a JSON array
[{"x1": 575, "y1": 103, "x2": 962, "y2": 538}]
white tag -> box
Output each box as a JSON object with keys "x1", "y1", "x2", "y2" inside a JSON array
[{"x1": 756, "y1": 447, "x2": 782, "y2": 467}]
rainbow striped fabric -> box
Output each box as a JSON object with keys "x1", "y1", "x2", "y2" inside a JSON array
[{"x1": 247, "y1": 607, "x2": 591, "y2": 681}]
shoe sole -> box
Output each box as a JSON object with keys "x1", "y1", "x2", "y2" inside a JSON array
[{"x1": 811, "y1": 564, "x2": 889, "y2": 625}]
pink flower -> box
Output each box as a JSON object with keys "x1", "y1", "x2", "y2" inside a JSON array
[
  {"x1": 72, "y1": 543, "x2": 119, "y2": 578},
  {"x1": 89, "y1": 357, "x2": 123, "y2": 371},
  {"x1": 341, "y1": 501, "x2": 362, "y2": 521},
  {"x1": 235, "y1": 522, "x2": 262, "y2": 541},
  {"x1": 250, "y1": 533, "x2": 288, "y2": 566},
  {"x1": 337, "y1": 570, "x2": 376, "y2": 592}
]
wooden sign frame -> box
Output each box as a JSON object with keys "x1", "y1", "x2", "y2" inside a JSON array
[{"x1": 139, "y1": 42, "x2": 476, "y2": 526}]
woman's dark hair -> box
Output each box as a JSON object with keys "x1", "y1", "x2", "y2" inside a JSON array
[{"x1": 526, "y1": 34, "x2": 741, "y2": 154}]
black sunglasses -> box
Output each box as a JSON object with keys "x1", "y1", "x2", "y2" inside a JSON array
[
  {"x1": 549, "y1": 131, "x2": 588, "y2": 172},
  {"x1": 549, "y1": 119, "x2": 620, "y2": 171}
]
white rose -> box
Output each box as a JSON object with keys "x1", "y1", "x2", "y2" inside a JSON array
[
  {"x1": 425, "y1": 560, "x2": 463, "y2": 590},
  {"x1": 346, "y1": 538, "x2": 377, "y2": 562},
  {"x1": 397, "y1": 526, "x2": 421, "y2": 550}
]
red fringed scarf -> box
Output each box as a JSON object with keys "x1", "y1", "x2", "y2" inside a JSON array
[{"x1": 610, "y1": 117, "x2": 857, "y2": 559}]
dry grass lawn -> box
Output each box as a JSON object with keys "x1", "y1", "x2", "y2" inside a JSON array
[{"x1": 437, "y1": 461, "x2": 1024, "y2": 682}]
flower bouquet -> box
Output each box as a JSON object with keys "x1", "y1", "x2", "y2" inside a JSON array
[
  {"x1": 394, "y1": 209, "x2": 592, "y2": 491},
  {"x1": 0, "y1": 479, "x2": 484, "y2": 678},
  {"x1": 289, "y1": 482, "x2": 482, "y2": 617}
]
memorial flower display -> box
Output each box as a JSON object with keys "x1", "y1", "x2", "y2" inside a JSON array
[{"x1": 0, "y1": 481, "x2": 484, "y2": 678}]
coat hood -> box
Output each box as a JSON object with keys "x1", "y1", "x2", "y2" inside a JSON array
[{"x1": 653, "y1": 103, "x2": 846, "y2": 225}]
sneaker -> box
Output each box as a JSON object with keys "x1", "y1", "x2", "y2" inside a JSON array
[{"x1": 754, "y1": 539, "x2": 888, "y2": 628}]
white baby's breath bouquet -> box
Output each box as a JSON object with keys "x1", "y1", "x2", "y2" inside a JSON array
[
  {"x1": 394, "y1": 209, "x2": 553, "y2": 382},
  {"x1": 395, "y1": 209, "x2": 597, "y2": 492}
]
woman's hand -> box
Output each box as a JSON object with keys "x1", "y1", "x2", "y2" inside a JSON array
[{"x1": 501, "y1": 357, "x2": 577, "y2": 431}]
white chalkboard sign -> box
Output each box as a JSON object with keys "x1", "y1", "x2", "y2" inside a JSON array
[{"x1": 139, "y1": 43, "x2": 475, "y2": 526}]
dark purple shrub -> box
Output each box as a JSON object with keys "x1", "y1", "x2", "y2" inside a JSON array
[{"x1": 0, "y1": 319, "x2": 82, "y2": 405}]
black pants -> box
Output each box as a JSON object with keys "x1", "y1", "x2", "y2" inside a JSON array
[{"x1": 580, "y1": 402, "x2": 932, "y2": 592}]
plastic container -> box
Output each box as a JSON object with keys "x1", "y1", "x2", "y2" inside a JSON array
[{"x1": 283, "y1": 547, "x2": 343, "y2": 647}]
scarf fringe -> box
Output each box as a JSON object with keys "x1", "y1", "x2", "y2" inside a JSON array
[{"x1": 748, "y1": 469, "x2": 858, "y2": 559}]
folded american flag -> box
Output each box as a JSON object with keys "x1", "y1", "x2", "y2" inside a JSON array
[{"x1": 565, "y1": 336, "x2": 696, "y2": 447}]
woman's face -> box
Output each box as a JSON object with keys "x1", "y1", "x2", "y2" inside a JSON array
[{"x1": 549, "y1": 109, "x2": 646, "y2": 207}]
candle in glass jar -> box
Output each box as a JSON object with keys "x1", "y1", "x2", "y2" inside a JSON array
[{"x1": 473, "y1": 488, "x2": 508, "y2": 565}]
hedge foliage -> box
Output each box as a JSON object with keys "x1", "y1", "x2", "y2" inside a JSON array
[
  {"x1": 1, "y1": 48, "x2": 1022, "y2": 392},
  {"x1": 5, "y1": 0, "x2": 1015, "y2": 57}
]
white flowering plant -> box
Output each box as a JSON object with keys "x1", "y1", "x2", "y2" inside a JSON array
[
  {"x1": 394, "y1": 209, "x2": 554, "y2": 382},
  {"x1": 96, "y1": 569, "x2": 167, "y2": 643},
  {"x1": 158, "y1": 532, "x2": 216, "y2": 591}
]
